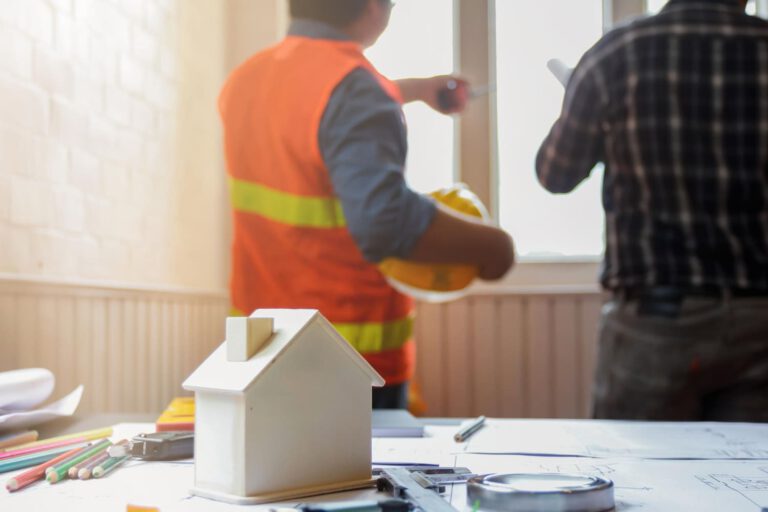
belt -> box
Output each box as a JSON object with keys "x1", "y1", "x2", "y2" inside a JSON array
[
  {"x1": 616, "y1": 285, "x2": 768, "y2": 318},
  {"x1": 620, "y1": 285, "x2": 768, "y2": 301}
]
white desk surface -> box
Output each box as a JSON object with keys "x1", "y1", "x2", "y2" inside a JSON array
[{"x1": 3, "y1": 418, "x2": 768, "y2": 512}]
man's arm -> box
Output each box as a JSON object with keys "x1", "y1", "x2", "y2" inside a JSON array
[
  {"x1": 535, "y1": 58, "x2": 606, "y2": 194},
  {"x1": 407, "y1": 205, "x2": 514, "y2": 280},
  {"x1": 320, "y1": 69, "x2": 514, "y2": 280},
  {"x1": 396, "y1": 76, "x2": 470, "y2": 114}
]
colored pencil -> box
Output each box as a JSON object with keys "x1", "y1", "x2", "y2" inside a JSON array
[
  {"x1": 47, "y1": 439, "x2": 112, "y2": 483},
  {"x1": 76, "y1": 448, "x2": 112, "y2": 480},
  {"x1": 0, "y1": 444, "x2": 88, "y2": 474},
  {"x1": 0, "y1": 431, "x2": 38, "y2": 450},
  {"x1": 5, "y1": 444, "x2": 85, "y2": 492},
  {"x1": 0, "y1": 427, "x2": 111, "y2": 462},
  {"x1": 76, "y1": 440, "x2": 126, "y2": 480},
  {"x1": 68, "y1": 442, "x2": 112, "y2": 478},
  {"x1": 2, "y1": 427, "x2": 113, "y2": 452},
  {"x1": 0, "y1": 437, "x2": 85, "y2": 461},
  {"x1": 92, "y1": 453, "x2": 129, "y2": 478},
  {"x1": 44, "y1": 442, "x2": 95, "y2": 475}
]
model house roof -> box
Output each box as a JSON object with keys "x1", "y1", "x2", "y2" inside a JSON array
[{"x1": 183, "y1": 309, "x2": 385, "y2": 394}]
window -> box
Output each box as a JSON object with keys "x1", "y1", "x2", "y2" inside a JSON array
[
  {"x1": 365, "y1": 1, "x2": 456, "y2": 195},
  {"x1": 495, "y1": 1, "x2": 605, "y2": 260},
  {"x1": 495, "y1": 0, "x2": 762, "y2": 263},
  {"x1": 647, "y1": 0, "x2": 758, "y2": 15}
]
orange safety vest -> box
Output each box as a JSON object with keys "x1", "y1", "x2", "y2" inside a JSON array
[{"x1": 219, "y1": 36, "x2": 415, "y2": 385}]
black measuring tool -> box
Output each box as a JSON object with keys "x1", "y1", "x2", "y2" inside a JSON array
[{"x1": 375, "y1": 466, "x2": 474, "y2": 512}]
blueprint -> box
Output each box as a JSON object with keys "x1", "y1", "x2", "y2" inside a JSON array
[
  {"x1": 465, "y1": 419, "x2": 768, "y2": 459},
  {"x1": 453, "y1": 454, "x2": 768, "y2": 511}
]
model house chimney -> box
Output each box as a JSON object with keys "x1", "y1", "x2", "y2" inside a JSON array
[{"x1": 226, "y1": 316, "x2": 274, "y2": 362}]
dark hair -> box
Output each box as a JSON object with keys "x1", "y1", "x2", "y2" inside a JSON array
[{"x1": 289, "y1": 0, "x2": 381, "y2": 28}]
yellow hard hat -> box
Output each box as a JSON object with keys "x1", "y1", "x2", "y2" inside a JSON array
[{"x1": 379, "y1": 184, "x2": 490, "y2": 303}]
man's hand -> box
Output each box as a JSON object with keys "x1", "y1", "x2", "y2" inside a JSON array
[
  {"x1": 478, "y1": 231, "x2": 515, "y2": 281},
  {"x1": 406, "y1": 206, "x2": 515, "y2": 282},
  {"x1": 396, "y1": 76, "x2": 470, "y2": 115}
]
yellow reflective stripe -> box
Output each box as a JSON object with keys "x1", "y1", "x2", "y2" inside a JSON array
[
  {"x1": 333, "y1": 316, "x2": 413, "y2": 354},
  {"x1": 230, "y1": 307, "x2": 246, "y2": 317},
  {"x1": 229, "y1": 177, "x2": 346, "y2": 228}
]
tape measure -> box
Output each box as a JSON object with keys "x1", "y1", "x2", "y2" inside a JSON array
[{"x1": 467, "y1": 473, "x2": 615, "y2": 512}]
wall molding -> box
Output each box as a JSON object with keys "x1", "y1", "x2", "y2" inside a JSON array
[
  {"x1": 0, "y1": 273, "x2": 228, "y2": 300},
  {"x1": 469, "y1": 284, "x2": 604, "y2": 296}
]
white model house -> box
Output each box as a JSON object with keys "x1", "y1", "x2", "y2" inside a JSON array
[{"x1": 182, "y1": 309, "x2": 385, "y2": 504}]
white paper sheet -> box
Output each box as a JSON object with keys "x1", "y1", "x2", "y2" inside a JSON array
[
  {"x1": 0, "y1": 369, "x2": 55, "y2": 411},
  {"x1": 0, "y1": 385, "x2": 83, "y2": 432},
  {"x1": 372, "y1": 426, "x2": 461, "y2": 467},
  {"x1": 465, "y1": 419, "x2": 768, "y2": 459}
]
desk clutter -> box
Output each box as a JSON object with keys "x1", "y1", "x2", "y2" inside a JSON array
[
  {"x1": 3, "y1": 420, "x2": 768, "y2": 510},
  {"x1": 1, "y1": 427, "x2": 196, "y2": 492}
]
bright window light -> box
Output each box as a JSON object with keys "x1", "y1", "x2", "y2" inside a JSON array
[
  {"x1": 365, "y1": 1, "x2": 455, "y2": 195},
  {"x1": 496, "y1": 1, "x2": 605, "y2": 259},
  {"x1": 648, "y1": 0, "x2": 757, "y2": 15},
  {"x1": 646, "y1": 0, "x2": 668, "y2": 14}
]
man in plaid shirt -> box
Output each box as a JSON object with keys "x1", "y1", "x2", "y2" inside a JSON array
[{"x1": 537, "y1": 0, "x2": 768, "y2": 421}]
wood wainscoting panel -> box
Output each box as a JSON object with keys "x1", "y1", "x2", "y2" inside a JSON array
[
  {"x1": 414, "y1": 290, "x2": 605, "y2": 418},
  {"x1": 0, "y1": 276, "x2": 228, "y2": 413},
  {"x1": 0, "y1": 276, "x2": 603, "y2": 418}
]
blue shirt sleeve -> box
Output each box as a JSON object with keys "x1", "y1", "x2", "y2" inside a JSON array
[{"x1": 319, "y1": 67, "x2": 437, "y2": 263}]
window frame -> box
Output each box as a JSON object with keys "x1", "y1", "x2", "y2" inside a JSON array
[{"x1": 455, "y1": 0, "x2": 614, "y2": 290}]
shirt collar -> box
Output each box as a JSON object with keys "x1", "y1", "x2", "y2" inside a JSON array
[{"x1": 288, "y1": 18, "x2": 354, "y2": 42}]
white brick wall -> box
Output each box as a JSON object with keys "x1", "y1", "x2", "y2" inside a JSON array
[
  {"x1": 0, "y1": 174, "x2": 10, "y2": 221},
  {"x1": 0, "y1": 0, "x2": 230, "y2": 290},
  {"x1": 11, "y1": 177, "x2": 53, "y2": 227},
  {"x1": 0, "y1": 75, "x2": 49, "y2": 132},
  {"x1": 0, "y1": 26, "x2": 34, "y2": 80}
]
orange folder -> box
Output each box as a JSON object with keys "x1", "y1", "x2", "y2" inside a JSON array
[{"x1": 155, "y1": 397, "x2": 194, "y2": 432}]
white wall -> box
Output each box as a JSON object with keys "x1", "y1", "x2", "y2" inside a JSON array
[
  {"x1": 0, "y1": 0, "x2": 285, "y2": 412},
  {"x1": 0, "y1": 0, "x2": 232, "y2": 291},
  {"x1": 225, "y1": 0, "x2": 287, "y2": 73}
]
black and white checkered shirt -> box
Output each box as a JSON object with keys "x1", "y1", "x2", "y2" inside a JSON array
[{"x1": 536, "y1": 0, "x2": 768, "y2": 292}]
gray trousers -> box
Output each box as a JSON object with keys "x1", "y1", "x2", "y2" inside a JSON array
[{"x1": 593, "y1": 294, "x2": 768, "y2": 421}]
